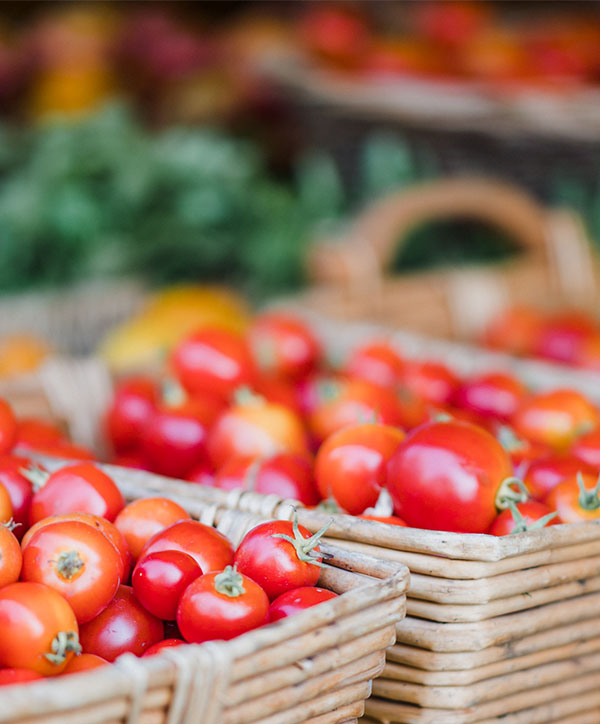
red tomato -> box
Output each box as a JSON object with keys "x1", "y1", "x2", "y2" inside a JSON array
[
  {"x1": 132, "y1": 550, "x2": 202, "y2": 620},
  {"x1": 28, "y1": 463, "x2": 125, "y2": 525},
  {"x1": 105, "y1": 377, "x2": 157, "y2": 455},
  {"x1": 112, "y1": 452, "x2": 150, "y2": 471},
  {"x1": 0, "y1": 455, "x2": 34, "y2": 539},
  {"x1": 177, "y1": 566, "x2": 269, "y2": 643},
  {"x1": 400, "y1": 360, "x2": 460, "y2": 406},
  {"x1": 141, "y1": 395, "x2": 214, "y2": 479},
  {"x1": 0, "y1": 479, "x2": 13, "y2": 526},
  {"x1": 534, "y1": 311, "x2": 597, "y2": 365},
  {"x1": 453, "y1": 372, "x2": 527, "y2": 422},
  {"x1": 140, "y1": 520, "x2": 234, "y2": 574},
  {"x1": 494, "y1": 424, "x2": 552, "y2": 478},
  {"x1": 0, "y1": 526, "x2": 21, "y2": 587},
  {"x1": 79, "y1": 585, "x2": 163, "y2": 661},
  {"x1": 483, "y1": 305, "x2": 544, "y2": 356},
  {"x1": 207, "y1": 392, "x2": 309, "y2": 469},
  {"x1": 269, "y1": 586, "x2": 338, "y2": 622},
  {"x1": 25, "y1": 440, "x2": 96, "y2": 461},
  {"x1": 299, "y1": 7, "x2": 371, "y2": 68},
  {"x1": 577, "y1": 334, "x2": 600, "y2": 371},
  {"x1": 114, "y1": 497, "x2": 191, "y2": 561},
  {"x1": 22, "y1": 521, "x2": 122, "y2": 624},
  {"x1": 344, "y1": 341, "x2": 404, "y2": 390},
  {"x1": 0, "y1": 400, "x2": 17, "y2": 456},
  {"x1": 142, "y1": 638, "x2": 184, "y2": 657},
  {"x1": 315, "y1": 424, "x2": 405, "y2": 515},
  {"x1": 295, "y1": 373, "x2": 343, "y2": 418},
  {"x1": 386, "y1": 420, "x2": 522, "y2": 533},
  {"x1": 62, "y1": 653, "x2": 108, "y2": 674},
  {"x1": 249, "y1": 313, "x2": 321, "y2": 380},
  {"x1": 234, "y1": 518, "x2": 326, "y2": 600},
  {"x1": 0, "y1": 668, "x2": 44, "y2": 685},
  {"x1": 253, "y1": 375, "x2": 303, "y2": 416},
  {"x1": 359, "y1": 515, "x2": 408, "y2": 526},
  {"x1": 213, "y1": 454, "x2": 319, "y2": 506},
  {"x1": 524, "y1": 454, "x2": 596, "y2": 501},
  {"x1": 22, "y1": 512, "x2": 131, "y2": 584},
  {"x1": 512, "y1": 390, "x2": 600, "y2": 451},
  {"x1": 17, "y1": 418, "x2": 64, "y2": 448},
  {"x1": 0, "y1": 582, "x2": 80, "y2": 675},
  {"x1": 571, "y1": 428, "x2": 600, "y2": 469},
  {"x1": 171, "y1": 329, "x2": 255, "y2": 401},
  {"x1": 488, "y1": 501, "x2": 560, "y2": 535},
  {"x1": 416, "y1": 1, "x2": 491, "y2": 46},
  {"x1": 545, "y1": 472, "x2": 600, "y2": 523},
  {"x1": 186, "y1": 460, "x2": 215, "y2": 487}
]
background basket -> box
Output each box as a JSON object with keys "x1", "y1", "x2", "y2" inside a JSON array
[{"x1": 4, "y1": 456, "x2": 409, "y2": 724}]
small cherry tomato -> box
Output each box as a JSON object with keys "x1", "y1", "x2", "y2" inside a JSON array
[
  {"x1": 0, "y1": 400, "x2": 17, "y2": 456},
  {"x1": 0, "y1": 525, "x2": 22, "y2": 587},
  {"x1": 0, "y1": 479, "x2": 13, "y2": 526},
  {"x1": 512, "y1": 390, "x2": 600, "y2": 450},
  {"x1": 0, "y1": 582, "x2": 80, "y2": 675},
  {"x1": 140, "y1": 520, "x2": 234, "y2": 574},
  {"x1": 0, "y1": 455, "x2": 34, "y2": 539},
  {"x1": 79, "y1": 585, "x2": 163, "y2": 661},
  {"x1": 28, "y1": 463, "x2": 124, "y2": 525},
  {"x1": 524, "y1": 454, "x2": 596, "y2": 500},
  {"x1": 62, "y1": 653, "x2": 108, "y2": 674},
  {"x1": 177, "y1": 565, "x2": 269, "y2": 643},
  {"x1": 249, "y1": 313, "x2": 321, "y2": 380},
  {"x1": 545, "y1": 472, "x2": 600, "y2": 523},
  {"x1": 17, "y1": 418, "x2": 64, "y2": 448},
  {"x1": 571, "y1": 428, "x2": 600, "y2": 469},
  {"x1": 253, "y1": 375, "x2": 303, "y2": 416},
  {"x1": 28, "y1": 440, "x2": 96, "y2": 461},
  {"x1": 359, "y1": 515, "x2": 408, "y2": 526},
  {"x1": 299, "y1": 6, "x2": 370, "y2": 68},
  {"x1": 386, "y1": 420, "x2": 522, "y2": 533},
  {"x1": 22, "y1": 521, "x2": 122, "y2": 624},
  {"x1": 315, "y1": 424, "x2": 405, "y2": 515},
  {"x1": 171, "y1": 329, "x2": 255, "y2": 401},
  {"x1": 234, "y1": 517, "x2": 327, "y2": 600},
  {"x1": 400, "y1": 360, "x2": 460, "y2": 406},
  {"x1": 453, "y1": 372, "x2": 527, "y2": 422},
  {"x1": 105, "y1": 377, "x2": 157, "y2": 455},
  {"x1": 207, "y1": 390, "x2": 309, "y2": 470},
  {"x1": 22, "y1": 512, "x2": 131, "y2": 583},
  {"x1": 132, "y1": 550, "x2": 202, "y2": 620},
  {"x1": 534, "y1": 311, "x2": 597, "y2": 365},
  {"x1": 114, "y1": 497, "x2": 191, "y2": 561},
  {"x1": 488, "y1": 501, "x2": 560, "y2": 535},
  {"x1": 483, "y1": 305, "x2": 544, "y2": 356},
  {"x1": 142, "y1": 638, "x2": 184, "y2": 657},
  {"x1": 269, "y1": 586, "x2": 338, "y2": 622},
  {"x1": 186, "y1": 460, "x2": 215, "y2": 487},
  {"x1": 0, "y1": 668, "x2": 44, "y2": 685},
  {"x1": 213, "y1": 454, "x2": 319, "y2": 506},
  {"x1": 344, "y1": 341, "x2": 404, "y2": 390}
]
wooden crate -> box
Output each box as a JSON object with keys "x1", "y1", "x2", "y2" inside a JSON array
[{"x1": 1, "y1": 458, "x2": 408, "y2": 724}]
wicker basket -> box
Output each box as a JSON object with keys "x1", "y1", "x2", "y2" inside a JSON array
[
  {"x1": 2, "y1": 457, "x2": 409, "y2": 724},
  {"x1": 298, "y1": 177, "x2": 600, "y2": 344},
  {"x1": 88, "y1": 467, "x2": 600, "y2": 724}
]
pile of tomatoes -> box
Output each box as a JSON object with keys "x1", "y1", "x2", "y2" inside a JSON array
[
  {"x1": 102, "y1": 311, "x2": 600, "y2": 538},
  {"x1": 0, "y1": 398, "x2": 338, "y2": 684}
]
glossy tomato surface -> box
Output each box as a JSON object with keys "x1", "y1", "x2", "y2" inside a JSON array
[
  {"x1": 0, "y1": 526, "x2": 21, "y2": 588},
  {"x1": 79, "y1": 585, "x2": 163, "y2": 661},
  {"x1": 0, "y1": 668, "x2": 44, "y2": 685},
  {"x1": 249, "y1": 313, "x2": 321, "y2": 380},
  {"x1": 545, "y1": 472, "x2": 600, "y2": 523},
  {"x1": 142, "y1": 638, "x2": 184, "y2": 657},
  {"x1": 453, "y1": 372, "x2": 527, "y2": 422},
  {"x1": 344, "y1": 341, "x2": 404, "y2": 390},
  {"x1": 400, "y1": 360, "x2": 460, "y2": 406},
  {"x1": 177, "y1": 567, "x2": 269, "y2": 643},
  {"x1": 571, "y1": 428, "x2": 600, "y2": 469},
  {"x1": 105, "y1": 377, "x2": 156, "y2": 455},
  {"x1": 386, "y1": 420, "x2": 515, "y2": 533},
  {"x1": 315, "y1": 424, "x2": 405, "y2": 515},
  {"x1": 524, "y1": 454, "x2": 596, "y2": 500},
  {"x1": 269, "y1": 586, "x2": 338, "y2": 622},
  {"x1": 0, "y1": 455, "x2": 33, "y2": 538},
  {"x1": 62, "y1": 653, "x2": 108, "y2": 674}
]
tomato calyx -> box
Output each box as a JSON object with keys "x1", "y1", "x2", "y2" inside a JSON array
[
  {"x1": 19, "y1": 464, "x2": 49, "y2": 492},
  {"x1": 577, "y1": 472, "x2": 600, "y2": 511},
  {"x1": 431, "y1": 410, "x2": 453, "y2": 423},
  {"x1": 233, "y1": 386, "x2": 264, "y2": 407},
  {"x1": 271, "y1": 514, "x2": 332, "y2": 567},
  {"x1": 44, "y1": 631, "x2": 82, "y2": 665},
  {"x1": 496, "y1": 425, "x2": 526, "y2": 453},
  {"x1": 56, "y1": 550, "x2": 85, "y2": 580},
  {"x1": 314, "y1": 498, "x2": 343, "y2": 514},
  {"x1": 495, "y1": 477, "x2": 529, "y2": 511},
  {"x1": 1, "y1": 518, "x2": 21, "y2": 533},
  {"x1": 504, "y1": 501, "x2": 558, "y2": 535},
  {"x1": 161, "y1": 378, "x2": 187, "y2": 408},
  {"x1": 214, "y1": 565, "x2": 246, "y2": 598}
]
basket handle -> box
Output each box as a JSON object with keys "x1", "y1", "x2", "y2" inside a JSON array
[{"x1": 308, "y1": 177, "x2": 549, "y2": 285}]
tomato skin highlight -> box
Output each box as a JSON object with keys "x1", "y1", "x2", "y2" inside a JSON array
[
  {"x1": 142, "y1": 638, "x2": 184, "y2": 657},
  {"x1": 400, "y1": 360, "x2": 460, "y2": 406},
  {"x1": 344, "y1": 341, "x2": 404, "y2": 390},
  {"x1": 29, "y1": 463, "x2": 124, "y2": 525},
  {"x1": 140, "y1": 520, "x2": 234, "y2": 575},
  {"x1": 177, "y1": 569, "x2": 269, "y2": 643},
  {"x1": 524, "y1": 455, "x2": 596, "y2": 500},
  {"x1": 269, "y1": 586, "x2": 338, "y2": 622},
  {"x1": 234, "y1": 520, "x2": 322, "y2": 600},
  {"x1": 0, "y1": 582, "x2": 79, "y2": 676},
  {"x1": 114, "y1": 497, "x2": 191, "y2": 561},
  {"x1": 571, "y1": 428, "x2": 600, "y2": 469},
  {"x1": 386, "y1": 420, "x2": 515, "y2": 533},
  {"x1": 545, "y1": 473, "x2": 600, "y2": 523},
  {"x1": 105, "y1": 377, "x2": 156, "y2": 455},
  {"x1": 21, "y1": 521, "x2": 122, "y2": 624},
  {"x1": 453, "y1": 372, "x2": 527, "y2": 422},
  {"x1": 359, "y1": 515, "x2": 407, "y2": 526},
  {"x1": 488, "y1": 501, "x2": 560, "y2": 535},
  {"x1": 132, "y1": 550, "x2": 202, "y2": 620},
  {"x1": 79, "y1": 585, "x2": 163, "y2": 661},
  {"x1": 0, "y1": 455, "x2": 33, "y2": 539},
  {"x1": 315, "y1": 424, "x2": 404, "y2": 515},
  {"x1": 250, "y1": 314, "x2": 321, "y2": 380}
]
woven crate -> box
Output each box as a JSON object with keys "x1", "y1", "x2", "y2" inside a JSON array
[
  {"x1": 88, "y1": 468, "x2": 600, "y2": 724},
  {"x1": 3, "y1": 456, "x2": 409, "y2": 724}
]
